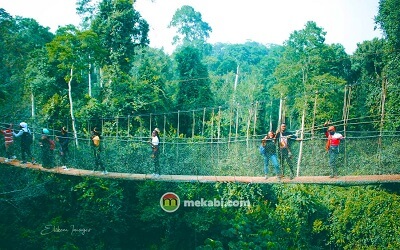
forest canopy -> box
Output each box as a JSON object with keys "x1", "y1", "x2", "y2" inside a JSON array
[{"x1": 1, "y1": 0, "x2": 398, "y2": 135}]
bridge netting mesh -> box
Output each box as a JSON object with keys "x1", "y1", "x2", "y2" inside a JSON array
[
  {"x1": 2, "y1": 101, "x2": 400, "y2": 177},
  {"x1": 2, "y1": 128, "x2": 400, "y2": 177}
]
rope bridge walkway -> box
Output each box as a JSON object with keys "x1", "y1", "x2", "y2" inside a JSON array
[
  {"x1": 3, "y1": 84, "x2": 400, "y2": 184},
  {"x1": 2, "y1": 112, "x2": 400, "y2": 185},
  {"x1": 2, "y1": 157, "x2": 400, "y2": 185}
]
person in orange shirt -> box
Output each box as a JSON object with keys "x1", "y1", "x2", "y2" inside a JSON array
[
  {"x1": 91, "y1": 127, "x2": 107, "y2": 175},
  {"x1": 324, "y1": 121, "x2": 344, "y2": 178}
]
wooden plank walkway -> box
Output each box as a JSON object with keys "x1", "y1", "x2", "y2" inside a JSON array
[{"x1": 1, "y1": 157, "x2": 400, "y2": 184}]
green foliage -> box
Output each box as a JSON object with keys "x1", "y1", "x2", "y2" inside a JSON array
[
  {"x1": 175, "y1": 46, "x2": 213, "y2": 107},
  {"x1": 375, "y1": 0, "x2": 400, "y2": 130},
  {"x1": 350, "y1": 38, "x2": 387, "y2": 130},
  {"x1": 169, "y1": 5, "x2": 212, "y2": 46},
  {"x1": 91, "y1": 0, "x2": 149, "y2": 74},
  {"x1": 130, "y1": 47, "x2": 174, "y2": 114},
  {"x1": 1, "y1": 165, "x2": 400, "y2": 249},
  {"x1": 0, "y1": 10, "x2": 53, "y2": 116},
  {"x1": 273, "y1": 21, "x2": 349, "y2": 128},
  {"x1": 328, "y1": 186, "x2": 400, "y2": 249},
  {"x1": 174, "y1": 46, "x2": 214, "y2": 135},
  {"x1": 2, "y1": 3, "x2": 400, "y2": 249},
  {"x1": 376, "y1": 0, "x2": 400, "y2": 49},
  {"x1": 272, "y1": 185, "x2": 330, "y2": 249}
]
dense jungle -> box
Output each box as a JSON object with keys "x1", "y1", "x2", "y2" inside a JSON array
[{"x1": 1, "y1": 0, "x2": 400, "y2": 249}]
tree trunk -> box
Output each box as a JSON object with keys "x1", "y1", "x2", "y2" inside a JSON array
[
  {"x1": 296, "y1": 102, "x2": 306, "y2": 177},
  {"x1": 88, "y1": 60, "x2": 92, "y2": 97},
  {"x1": 31, "y1": 91, "x2": 36, "y2": 141},
  {"x1": 68, "y1": 67, "x2": 79, "y2": 147}
]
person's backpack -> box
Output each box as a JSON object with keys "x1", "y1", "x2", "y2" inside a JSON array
[{"x1": 23, "y1": 131, "x2": 33, "y2": 145}]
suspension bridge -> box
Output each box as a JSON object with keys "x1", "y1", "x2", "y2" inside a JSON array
[
  {"x1": 2, "y1": 89, "x2": 400, "y2": 185},
  {"x1": 1, "y1": 116, "x2": 400, "y2": 185},
  {"x1": 2, "y1": 157, "x2": 400, "y2": 185}
]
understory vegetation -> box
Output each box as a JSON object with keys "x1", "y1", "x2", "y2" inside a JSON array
[{"x1": 0, "y1": 165, "x2": 399, "y2": 249}]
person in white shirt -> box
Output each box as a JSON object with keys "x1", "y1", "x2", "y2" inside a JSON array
[{"x1": 150, "y1": 128, "x2": 161, "y2": 176}]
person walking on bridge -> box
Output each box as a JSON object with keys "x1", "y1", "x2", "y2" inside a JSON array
[
  {"x1": 1, "y1": 124, "x2": 15, "y2": 162},
  {"x1": 275, "y1": 123, "x2": 301, "y2": 179},
  {"x1": 13, "y1": 122, "x2": 35, "y2": 164},
  {"x1": 91, "y1": 127, "x2": 107, "y2": 175},
  {"x1": 324, "y1": 122, "x2": 344, "y2": 178},
  {"x1": 149, "y1": 128, "x2": 161, "y2": 177},
  {"x1": 56, "y1": 126, "x2": 70, "y2": 170},
  {"x1": 260, "y1": 131, "x2": 281, "y2": 179},
  {"x1": 39, "y1": 128, "x2": 54, "y2": 168}
]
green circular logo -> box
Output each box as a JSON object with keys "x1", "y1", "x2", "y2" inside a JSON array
[{"x1": 160, "y1": 192, "x2": 180, "y2": 213}]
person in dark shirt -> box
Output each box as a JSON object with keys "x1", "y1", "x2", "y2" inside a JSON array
[
  {"x1": 275, "y1": 123, "x2": 301, "y2": 179},
  {"x1": 259, "y1": 131, "x2": 281, "y2": 179},
  {"x1": 56, "y1": 126, "x2": 70, "y2": 170},
  {"x1": 40, "y1": 128, "x2": 53, "y2": 168}
]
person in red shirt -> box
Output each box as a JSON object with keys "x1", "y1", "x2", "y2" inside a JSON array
[
  {"x1": 1, "y1": 124, "x2": 15, "y2": 162},
  {"x1": 324, "y1": 122, "x2": 344, "y2": 178}
]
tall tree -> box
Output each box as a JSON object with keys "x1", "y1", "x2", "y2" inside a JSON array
[
  {"x1": 46, "y1": 25, "x2": 93, "y2": 146},
  {"x1": 132, "y1": 47, "x2": 173, "y2": 114},
  {"x1": 91, "y1": 0, "x2": 149, "y2": 74},
  {"x1": 174, "y1": 46, "x2": 214, "y2": 136},
  {"x1": 350, "y1": 38, "x2": 387, "y2": 130},
  {"x1": 375, "y1": 0, "x2": 400, "y2": 49},
  {"x1": 273, "y1": 21, "x2": 347, "y2": 128},
  {"x1": 0, "y1": 10, "x2": 53, "y2": 118},
  {"x1": 89, "y1": 0, "x2": 149, "y2": 115},
  {"x1": 25, "y1": 48, "x2": 59, "y2": 125},
  {"x1": 375, "y1": 0, "x2": 400, "y2": 130},
  {"x1": 0, "y1": 9, "x2": 18, "y2": 107},
  {"x1": 169, "y1": 5, "x2": 212, "y2": 51}
]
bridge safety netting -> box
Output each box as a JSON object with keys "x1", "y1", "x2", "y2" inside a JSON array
[{"x1": 2, "y1": 129, "x2": 399, "y2": 177}]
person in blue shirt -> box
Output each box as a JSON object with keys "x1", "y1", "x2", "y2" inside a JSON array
[
  {"x1": 13, "y1": 122, "x2": 35, "y2": 164},
  {"x1": 259, "y1": 131, "x2": 281, "y2": 179}
]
